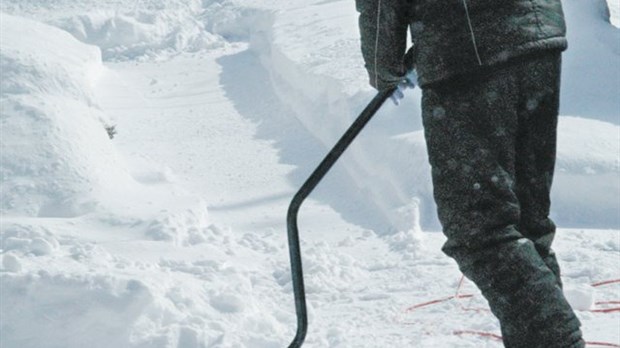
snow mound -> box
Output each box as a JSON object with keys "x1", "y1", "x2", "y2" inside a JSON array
[
  {"x1": 0, "y1": 0, "x2": 267, "y2": 61},
  {"x1": 553, "y1": 117, "x2": 620, "y2": 227},
  {"x1": 564, "y1": 283, "x2": 596, "y2": 311},
  {"x1": 1, "y1": 12, "x2": 291, "y2": 348},
  {"x1": 1, "y1": 223, "x2": 60, "y2": 257},
  {"x1": 561, "y1": 0, "x2": 620, "y2": 122},
  {"x1": 557, "y1": 117, "x2": 619, "y2": 173},
  {"x1": 253, "y1": 0, "x2": 426, "y2": 233},
  {"x1": 0, "y1": 13, "x2": 133, "y2": 217},
  {"x1": 0, "y1": 273, "x2": 154, "y2": 348},
  {"x1": 38, "y1": 1, "x2": 268, "y2": 61},
  {"x1": 0, "y1": 217, "x2": 289, "y2": 348},
  {"x1": 608, "y1": 0, "x2": 620, "y2": 27},
  {"x1": 55, "y1": 8, "x2": 224, "y2": 61}
]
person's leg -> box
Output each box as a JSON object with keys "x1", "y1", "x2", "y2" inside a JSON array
[
  {"x1": 421, "y1": 54, "x2": 583, "y2": 347},
  {"x1": 514, "y1": 52, "x2": 563, "y2": 288}
]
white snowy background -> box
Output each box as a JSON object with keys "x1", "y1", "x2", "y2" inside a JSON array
[{"x1": 0, "y1": 0, "x2": 618, "y2": 347}]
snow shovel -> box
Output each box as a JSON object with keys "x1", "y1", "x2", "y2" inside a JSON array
[{"x1": 286, "y1": 88, "x2": 395, "y2": 348}]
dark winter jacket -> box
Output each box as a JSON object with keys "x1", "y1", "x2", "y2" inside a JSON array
[{"x1": 356, "y1": 0, "x2": 568, "y2": 89}]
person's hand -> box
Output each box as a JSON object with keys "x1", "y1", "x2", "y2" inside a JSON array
[{"x1": 390, "y1": 70, "x2": 417, "y2": 106}]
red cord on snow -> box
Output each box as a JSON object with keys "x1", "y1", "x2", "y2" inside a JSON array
[
  {"x1": 589, "y1": 279, "x2": 620, "y2": 313},
  {"x1": 592, "y1": 279, "x2": 620, "y2": 287},
  {"x1": 402, "y1": 276, "x2": 620, "y2": 346},
  {"x1": 586, "y1": 342, "x2": 620, "y2": 348},
  {"x1": 453, "y1": 274, "x2": 492, "y2": 313},
  {"x1": 403, "y1": 294, "x2": 474, "y2": 312},
  {"x1": 405, "y1": 277, "x2": 620, "y2": 313},
  {"x1": 590, "y1": 307, "x2": 620, "y2": 313},
  {"x1": 453, "y1": 330, "x2": 502, "y2": 341}
]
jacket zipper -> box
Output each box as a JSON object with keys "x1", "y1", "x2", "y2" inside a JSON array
[
  {"x1": 461, "y1": 0, "x2": 483, "y2": 65},
  {"x1": 373, "y1": 0, "x2": 383, "y2": 86}
]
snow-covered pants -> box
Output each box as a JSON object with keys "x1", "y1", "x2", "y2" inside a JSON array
[{"x1": 421, "y1": 51, "x2": 584, "y2": 348}]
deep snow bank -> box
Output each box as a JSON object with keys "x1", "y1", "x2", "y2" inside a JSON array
[
  {"x1": 0, "y1": 0, "x2": 276, "y2": 61},
  {"x1": 252, "y1": 1, "x2": 428, "y2": 232},
  {"x1": 561, "y1": 0, "x2": 620, "y2": 122},
  {"x1": 607, "y1": 0, "x2": 620, "y2": 27},
  {"x1": 554, "y1": 117, "x2": 620, "y2": 227},
  {"x1": 0, "y1": 217, "x2": 292, "y2": 348},
  {"x1": 54, "y1": 3, "x2": 224, "y2": 61},
  {"x1": 255, "y1": 0, "x2": 620, "y2": 230},
  {"x1": 1, "y1": 15, "x2": 258, "y2": 348},
  {"x1": 0, "y1": 12, "x2": 132, "y2": 217}
]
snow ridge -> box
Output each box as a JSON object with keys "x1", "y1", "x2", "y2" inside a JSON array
[{"x1": 0, "y1": 13, "x2": 129, "y2": 217}]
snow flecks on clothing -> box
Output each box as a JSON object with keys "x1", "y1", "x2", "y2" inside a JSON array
[{"x1": 432, "y1": 106, "x2": 446, "y2": 119}]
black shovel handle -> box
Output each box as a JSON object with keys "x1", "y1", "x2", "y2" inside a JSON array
[{"x1": 286, "y1": 88, "x2": 395, "y2": 348}]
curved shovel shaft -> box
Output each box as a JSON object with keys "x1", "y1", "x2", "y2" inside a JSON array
[{"x1": 286, "y1": 89, "x2": 395, "y2": 348}]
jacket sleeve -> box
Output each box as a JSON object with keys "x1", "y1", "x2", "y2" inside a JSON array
[{"x1": 356, "y1": 0, "x2": 413, "y2": 90}]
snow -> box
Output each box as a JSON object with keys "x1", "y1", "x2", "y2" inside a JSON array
[
  {"x1": 564, "y1": 283, "x2": 596, "y2": 311},
  {"x1": 1, "y1": 0, "x2": 619, "y2": 347},
  {"x1": 607, "y1": 0, "x2": 620, "y2": 28},
  {"x1": 554, "y1": 117, "x2": 620, "y2": 227},
  {"x1": 562, "y1": 0, "x2": 620, "y2": 123},
  {"x1": 0, "y1": 12, "x2": 128, "y2": 218}
]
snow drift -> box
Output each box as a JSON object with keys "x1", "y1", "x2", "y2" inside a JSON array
[
  {"x1": 29, "y1": 0, "x2": 267, "y2": 61},
  {"x1": 0, "y1": 12, "x2": 131, "y2": 218},
  {"x1": 55, "y1": 6, "x2": 225, "y2": 61},
  {"x1": 561, "y1": 0, "x2": 620, "y2": 123},
  {"x1": 0, "y1": 13, "x2": 251, "y2": 348}
]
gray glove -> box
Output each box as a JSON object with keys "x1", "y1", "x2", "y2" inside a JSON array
[{"x1": 390, "y1": 70, "x2": 417, "y2": 106}]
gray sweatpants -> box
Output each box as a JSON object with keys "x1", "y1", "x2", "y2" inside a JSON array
[{"x1": 421, "y1": 51, "x2": 584, "y2": 348}]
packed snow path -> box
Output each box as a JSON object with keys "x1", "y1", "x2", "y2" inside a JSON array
[{"x1": 96, "y1": 48, "x2": 298, "y2": 233}]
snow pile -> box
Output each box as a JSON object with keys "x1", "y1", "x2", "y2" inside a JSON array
[
  {"x1": 294, "y1": 241, "x2": 366, "y2": 294},
  {"x1": 0, "y1": 223, "x2": 288, "y2": 348},
  {"x1": 0, "y1": 13, "x2": 131, "y2": 217},
  {"x1": 1, "y1": 224, "x2": 60, "y2": 261},
  {"x1": 1, "y1": 272, "x2": 154, "y2": 347},
  {"x1": 0, "y1": 13, "x2": 277, "y2": 348},
  {"x1": 144, "y1": 201, "x2": 212, "y2": 245},
  {"x1": 553, "y1": 117, "x2": 620, "y2": 227},
  {"x1": 564, "y1": 283, "x2": 596, "y2": 311},
  {"x1": 253, "y1": 0, "x2": 427, "y2": 232},
  {"x1": 202, "y1": 2, "x2": 272, "y2": 42},
  {"x1": 0, "y1": 0, "x2": 270, "y2": 61},
  {"x1": 561, "y1": 0, "x2": 620, "y2": 122},
  {"x1": 55, "y1": 6, "x2": 223, "y2": 61},
  {"x1": 606, "y1": 0, "x2": 620, "y2": 27}
]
